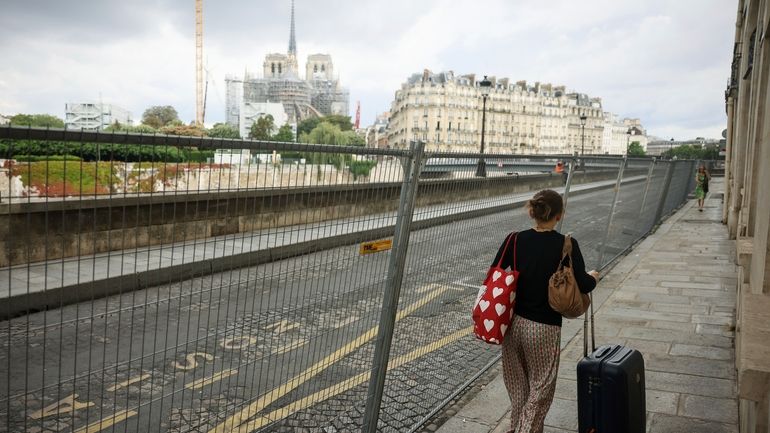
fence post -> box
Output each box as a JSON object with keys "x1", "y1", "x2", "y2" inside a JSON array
[
  {"x1": 637, "y1": 159, "x2": 657, "y2": 231},
  {"x1": 597, "y1": 157, "x2": 626, "y2": 269},
  {"x1": 653, "y1": 161, "x2": 676, "y2": 224},
  {"x1": 362, "y1": 140, "x2": 426, "y2": 433},
  {"x1": 556, "y1": 156, "x2": 577, "y2": 232},
  {"x1": 685, "y1": 160, "x2": 698, "y2": 203}
]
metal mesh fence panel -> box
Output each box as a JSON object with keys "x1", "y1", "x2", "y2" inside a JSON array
[
  {"x1": 0, "y1": 126, "x2": 701, "y2": 433},
  {"x1": 662, "y1": 161, "x2": 694, "y2": 218},
  {"x1": 0, "y1": 127, "x2": 412, "y2": 433}
]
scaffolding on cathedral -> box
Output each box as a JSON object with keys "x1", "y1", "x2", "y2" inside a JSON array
[{"x1": 224, "y1": 0, "x2": 349, "y2": 136}]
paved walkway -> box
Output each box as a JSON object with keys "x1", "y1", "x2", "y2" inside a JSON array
[{"x1": 433, "y1": 182, "x2": 738, "y2": 432}]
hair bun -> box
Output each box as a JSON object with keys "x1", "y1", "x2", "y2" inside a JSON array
[{"x1": 526, "y1": 189, "x2": 563, "y2": 222}]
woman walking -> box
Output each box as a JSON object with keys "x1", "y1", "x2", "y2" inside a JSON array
[
  {"x1": 695, "y1": 165, "x2": 711, "y2": 212},
  {"x1": 491, "y1": 189, "x2": 598, "y2": 433}
]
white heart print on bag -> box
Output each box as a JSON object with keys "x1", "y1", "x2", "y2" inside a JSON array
[
  {"x1": 505, "y1": 274, "x2": 514, "y2": 285},
  {"x1": 495, "y1": 303, "x2": 506, "y2": 316},
  {"x1": 479, "y1": 300, "x2": 490, "y2": 312},
  {"x1": 492, "y1": 271, "x2": 502, "y2": 282},
  {"x1": 483, "y1": 319, "x2": 495, "y2": 332},
  {"x1": 492, "y1": 287, "x2": 504, "y2": 298}
]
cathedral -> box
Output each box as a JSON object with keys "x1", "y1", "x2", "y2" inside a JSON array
[{"x1": 225, "y1": 0, "x2": 349, "y2": 137}]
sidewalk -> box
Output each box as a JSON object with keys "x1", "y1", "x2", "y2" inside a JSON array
[{"x1": 432, "y1": 183, "x2": 738, "y2": 432}]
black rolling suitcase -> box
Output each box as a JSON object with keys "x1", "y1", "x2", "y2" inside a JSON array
[{"x1": 577, "y1": 302, "x2": 645, "y2": 433}]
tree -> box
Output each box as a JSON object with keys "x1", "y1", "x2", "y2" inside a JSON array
[
  {"x1": 141, "y1": 105, "x2": 179, "y2": 129},
  {"x1": 343, "y1": 130, "x2": 366, "y2": 146},
  {"x1": 297, "y1": 114, "x2": 353, "y2": 137},
  {"x1": 10, "y1": 114, "x2": 65, "y2": 128},
  {"x1": 301, "y1": 121, "x2": 350, "y2": 146},
  {"x1": 208, "y1": 123, "x2": 240, "y2": 139},
  {"x1": 160, "y1": 123, "x2": 207, "y2": 137},
  {"x1": 627, "y1": 141, "x2": 646, "y2": 157},
  {"x1": 297, "y1": 117, "x2": 321, "y2": 137},
  {"x1": 104, "y1": 123, "x2": 157, "y2": 134},
  {"x1": 323, "y1": 114, "x2": 354, "y2": 132},
  {"x1": 248, "y1": 115, "x2": 275, "y2": 140},
  {"x1": 272, "y1": 123, "x2": 295, "y2": 142}
]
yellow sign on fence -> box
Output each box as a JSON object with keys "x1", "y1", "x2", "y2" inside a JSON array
[{"x1": 359, "y1": 239, "x2": 393, "y2": 255}]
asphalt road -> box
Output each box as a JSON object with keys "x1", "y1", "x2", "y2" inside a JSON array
[{"x1": 0, "y1": 172, "x2": 685, "y2": 433}]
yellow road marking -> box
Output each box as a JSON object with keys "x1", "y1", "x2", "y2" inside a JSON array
[
  {"x1": 72, "y1": 410, "x2": 137, "y2": 433},
  {"x1": 332, "y1": 316, "x2": 358, "y2": 329},
  {"x1": 106, "y1": 373, "x2": 151, "y2": 392},
  {"x1": 237, "y1": 326, "x2": 474, "y2": 432},
  {"x1": 265, "y1": 320, "x2": 301, "y2": 334},
  {"x1": 173, "y1": 352, "x2": 214, "y2": 371},
  {"x1": 208, "y1": 284, "x2": 449, "y2": 433},
  {"x1": 185, "y1": 369, "x2": 239, "y2": 390},
  {"x1": 273, "y1": 338, "x2": 308, "y2": 355},
  {"x1": 28, "y1": 394, "x2": 94, "y2": 419},
  {"x1": 221, "y1": 336, "x2": 258, "y2": 350}
]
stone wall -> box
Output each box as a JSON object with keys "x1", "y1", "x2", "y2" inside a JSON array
[
  {"x1": 0, "y1": 169, "x2": 631, "y2": 267},
  {"x1": 724, "y1": 0, "x2": 770, "y2": 430}
]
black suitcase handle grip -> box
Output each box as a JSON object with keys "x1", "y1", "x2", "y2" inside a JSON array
[{"x1": 583, "y1": 292, "x2": 596, "y2": 357}]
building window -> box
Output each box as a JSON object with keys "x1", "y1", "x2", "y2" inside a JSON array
[
  {"x1": 436, "y1": 121, "x2": 440, "y2": 130},
  {"x1": 278, "y1": 64, "x2": 282, "y2": 74},
  {"x1": 745, "y1": 28, "x2": 757, "y2": 79},
  {"x1": 314, "y1": 64, "x2": 318, "y2": 73},
  {"x1": 271, "y1": 63, "x2": 275, "y2": 74}
]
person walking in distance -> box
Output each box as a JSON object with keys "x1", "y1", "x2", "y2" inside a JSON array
[
  {"x1": 695, "y1": 164, "x2": 711, "y2": 212},
  {"x1": 491, "y1": 190, "x2": 599, "y2": 433},
  {"x1": 554, "y1": 161, "x2": 567, "y2": 185}
]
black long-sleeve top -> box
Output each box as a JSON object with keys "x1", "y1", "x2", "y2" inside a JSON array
[{"x1": 491, "y1": 229, "x2": 597, "y2": 327}]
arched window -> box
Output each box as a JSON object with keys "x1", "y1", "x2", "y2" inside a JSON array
[
  {"x1": 271, "y1": 63, "x2": 276, "y2": 74},
  {"x1": 314, "y1": 64, "x2": 318, "y2": 73}
]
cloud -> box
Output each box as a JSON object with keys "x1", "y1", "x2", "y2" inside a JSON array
[{"x1": 0, "y1": 0, "x2": 734, "y2": 139}]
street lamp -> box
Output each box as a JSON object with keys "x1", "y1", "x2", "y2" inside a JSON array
[
  {"x1": 669, "y1": 137, "x2": 675, "y2": 158},
  {"x1": 579, "y1": 114, "x2": 587, "y2": 156},
  {"x1": 476, "y1": 75, "x2": 492, "y2": 177},
  {"x1": 626, "y1": 128, "x2": 635, "y2": 156}
]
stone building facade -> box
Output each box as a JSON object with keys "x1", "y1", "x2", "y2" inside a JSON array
[
  {"x1": 724, "y1": 0, "x2": 770, "y2": 430},
  {"x1": 601, "y1": 114, "x2": 648, "y2": 155},
  {"x1": 387, "y1": 70, "x2": 606, "y2": 155}
]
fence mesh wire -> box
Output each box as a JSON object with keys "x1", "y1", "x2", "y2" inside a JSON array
[{"x1": 0, "y1": 128, "x2": 698, "y2": 432}]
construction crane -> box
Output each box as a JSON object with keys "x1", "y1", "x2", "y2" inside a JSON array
[{"x1": 195, "y1": 0, "x2": 204, "y2": 126}]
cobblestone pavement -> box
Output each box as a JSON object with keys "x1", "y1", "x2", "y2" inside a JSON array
[
  {"x1": 430, "y1": 183, "x2": 739, "y2": 433},
  {"x1": 0, "y1": 178, "x2": 668, "y2": 433}
]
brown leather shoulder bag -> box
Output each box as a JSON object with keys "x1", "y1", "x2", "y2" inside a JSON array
[{"x1": 548, "y1": 235, "x2": 590, "y2": 319}]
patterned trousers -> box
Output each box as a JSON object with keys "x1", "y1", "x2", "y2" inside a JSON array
[{"x1": 501, "y1": 315, "x2": 561, "y2": 433}]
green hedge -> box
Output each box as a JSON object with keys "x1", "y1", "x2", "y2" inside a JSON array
[
  {"x1": 13, "y1": 154, "x2": 83, "y2": 162},
  {"x1": 0, "y1": 139, "x2": 213, "y2": 163}
]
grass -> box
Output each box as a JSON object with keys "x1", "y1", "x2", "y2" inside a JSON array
[{"x1": 10, "y1": 160, "x2": 121, "y2": 197}]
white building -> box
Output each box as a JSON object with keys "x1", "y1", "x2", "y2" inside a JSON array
[
  {"x1": 387, "y1": 70, "x2": 605, "y2": 155},
  {"x1": 65, "y1": 102, "x2": 133, "y2": 131},
  {"x1": 214, "y1": 149, "x2": 252, "y2": 165},
  {"x1": 600, "y1": 113, "x2": 648, "y2": 155},
  {"x1": 0, "y1": 114, "x2": 9, "y2": 126},
  {"x1": 239, "y1": 102, "x2": 289, "y2": 139}
]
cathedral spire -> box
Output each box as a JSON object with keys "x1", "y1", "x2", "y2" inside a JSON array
[{"x1": 288, "y1": 0, "x2": 297, "y2": 57}]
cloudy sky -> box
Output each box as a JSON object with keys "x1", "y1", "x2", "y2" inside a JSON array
[{"x1": 0, "y1": 0, "x2": 734, "y2": 139}]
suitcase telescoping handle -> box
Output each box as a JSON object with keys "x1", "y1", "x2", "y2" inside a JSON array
[{"x1": 583, "y1": 292, "x2": 596, "y2": 357}]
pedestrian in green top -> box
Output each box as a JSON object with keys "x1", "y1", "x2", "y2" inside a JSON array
[{"x1": 695, "y1": 165, "x2": 711, "y2": 212}]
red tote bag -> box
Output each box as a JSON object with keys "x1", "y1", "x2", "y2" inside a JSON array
[{"x1": 472, "y1": 232, "x2": 519, "y2": 344}]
